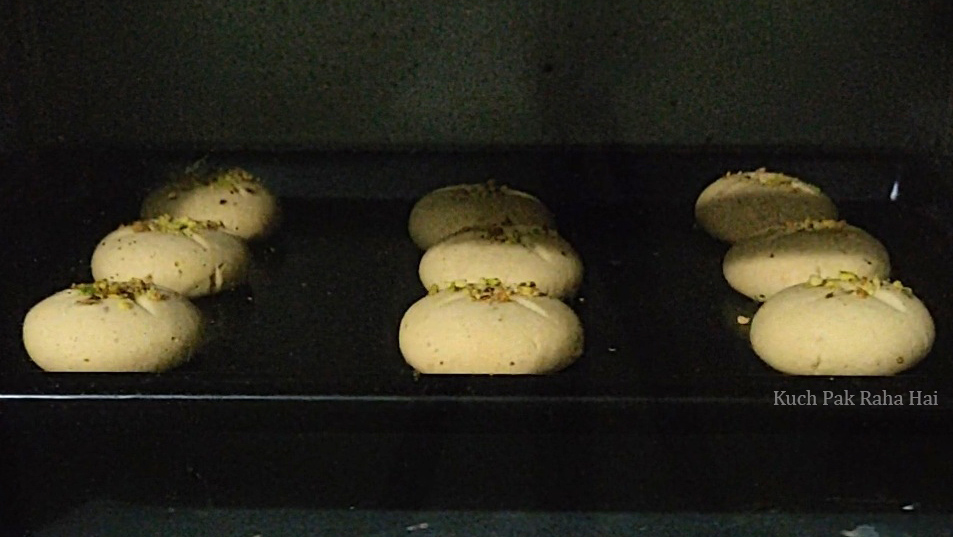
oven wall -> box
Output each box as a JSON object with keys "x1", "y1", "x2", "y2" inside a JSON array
[
  {"x1": 6, "y1": 1, "x2": 953, "y2": 153},
  {"x1": 0, "y1": 4, "x2": 24, "y2": 152}
]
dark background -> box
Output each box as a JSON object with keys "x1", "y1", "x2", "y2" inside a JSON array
[{"x1": 2, "y1": 1, "x2": 952, "y2": 153}]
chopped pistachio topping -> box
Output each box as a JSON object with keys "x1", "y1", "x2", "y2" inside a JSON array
[
  {"x1": 459, "y1": 224, "x2": 550, "y2": 245},
  {"x1": 514, "y1": 282, "x2": 542, "y2": 296},
  {"x1": 71, "y1": 278, "x2": 167, "y2": 305},
  {"x1": 726, "y1": 167, "x2": 822, "y2": 194},
  {"x1": 478, "y1": 179, "x2": 502, "y2": 194},
  {"x1": 805, "y1": 272, "x2": 912, "y2": 298},
  {"x1": 772, "y1": 218, "x2": 847, "y2": 234},
  {"x1": 130, "y1": 214, "x2": 223, "y2": 235},
  {"x1": 210, "y1": 167, "x2": 258, "y2": 188},
  {"x1": 172, "y1": 166, "x2": 262, "y2": 193},
  {"x1": 457, "y1": 180, "x2": 506, "y2": 198},
  {"x1": 435, "y1": 278, "x2": 545, "y2": 302}
]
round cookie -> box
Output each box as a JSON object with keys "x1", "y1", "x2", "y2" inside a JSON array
[
  {"x1": 419, "y1": 225, "x2": 583, "y2": 299},
  {"x1": 750, "y1": 273, "x2": 934, "y2": 376},
  {"x1": 22, "y1": 278, "x2": 203, "y2": 372},
  {"x1": 723, "y1": 219, "x2": 890, "y2": 301},
  {"x1": 695, "y1": 168, "x2": 838, "y2": 242},
  {"x1": 399, "y1": 279, "x2": 584, "y2": 374},
  {"x1": 142, "y1": 167, "x2": 279, "y2": 240},
  {"x1": 408, "y1": 181, "x2": 556, "y2": 249},
  {"x1": 92, "y1": 215, "x2": 250, "y2": 298}
]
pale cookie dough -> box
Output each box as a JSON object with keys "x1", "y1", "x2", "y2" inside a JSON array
[
  {"x1": 723, "y1": 219, "x2": 890, "y2": 301},
  {"x1": 399, "y1": 279, "x2": 584, "y2": 374},
  {"x1": 92, "y1": 215, "x2": 250, "y2": 298},
  {"x1": 419, "y1": 225, "x2": 583, "y2": 299},
  {"x1": 695, "y1": 168, "x2": 838, "y2": 242},
  {"x1": 750, "y1": 273, "x2": 934, "y2": 376},
  {"x1": 408, "y1": 181, "x2": 556, "y2": 249},
  {"x1": 22, "y1": 279, "x2": 203, "y2": 372},
  {"x1": 142, "y1": 167, "x2": 279, "y2": 240}
]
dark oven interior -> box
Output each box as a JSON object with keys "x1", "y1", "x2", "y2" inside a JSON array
[{"x1": 2, "y1": 2, "x2": 953, "y2": 535}]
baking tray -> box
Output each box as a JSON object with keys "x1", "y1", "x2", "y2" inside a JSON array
[
  {"x1": 1, "y1": 148, "x2": 952, "y2": 426},
  {"x1": 4, "y1": 149, "x2": 953, "y2": 532}
]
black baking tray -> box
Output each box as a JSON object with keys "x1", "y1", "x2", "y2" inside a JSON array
[
  {"x1": 1, "y1": 148, "x2": 951, "y2": 412},
  {"x1": 0, "y1": 150, "x2": 953, "y2": 416},
  {"x1": 3, "y1": 148, "x2": 953, "y2": 532}
]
